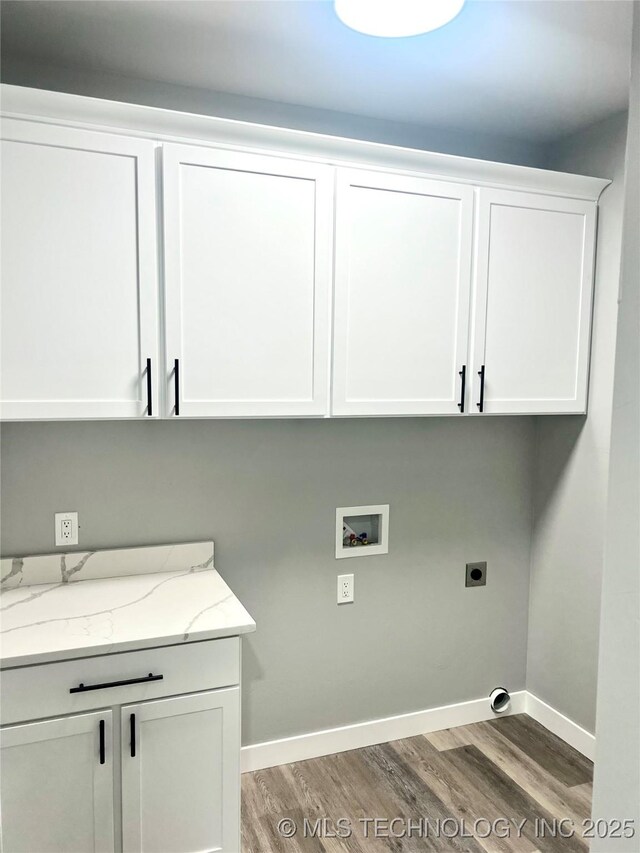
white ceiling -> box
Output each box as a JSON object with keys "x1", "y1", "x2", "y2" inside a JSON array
[{"x1": 0, "y1": 0, "x2": 633, "y2": 142}]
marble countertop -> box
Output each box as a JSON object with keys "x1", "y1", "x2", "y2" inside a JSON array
[{"x1": 0, "y1": 567, "x2": 256, "y2": 668}]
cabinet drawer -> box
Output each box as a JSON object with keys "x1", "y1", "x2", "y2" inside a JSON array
[{"x1": 0, "y1": 637, "x2": 239, "y2": 725}]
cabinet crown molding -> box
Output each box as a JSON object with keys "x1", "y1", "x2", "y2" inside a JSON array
[{"x1": 1, "y1": 84, "x2": 610, "y2": 202}]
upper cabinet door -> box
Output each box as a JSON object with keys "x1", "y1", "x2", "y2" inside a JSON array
[
  {"x1": 0, "y1": 121, "x2": 159, "y2": 420},
  {"x1": 163, "y1": 145, "x2": 333, "y2": 417},
  {"x1": 471, "y1": 189, "x2": 597, "y2": 415},
  {"x1": 332, "y1": 169, "x2": 473, "y2": 416}
]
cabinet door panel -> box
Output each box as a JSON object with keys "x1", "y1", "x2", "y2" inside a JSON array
[
  {"x1": 163, "y1": 145, "x2": 332, "y2": 417},
  {"x1": 471, "y1": 189, "x2": 596, "y2": 414},
  {"x1": 0, "y1": 711, "x2": 114, "y2": 853},
  {"x1": 332, "y1": 169, "x2": 473, "y2": 416},
  {"x1": 0, "y1": 121, "x2": 159, "y2": 420},
  {"x1": 121, "y1": 687, "x2": 240, "y2": 853}
]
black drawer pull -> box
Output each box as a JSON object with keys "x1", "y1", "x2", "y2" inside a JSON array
[
  {"x1": 477, "y1": 365, "x2": 486, "y2": 413},
  {"x1": 130, "y1": 712, "x2": 136, "y2": 758},
  {"x1": 99, "y1": 719, "x2": 105, "y2": 765},
  {"x1": 146, "y1": 357, "x2": 153, "y2": 417},
  {"x1": 458, "y1": 365, "x2": 466, "y2": 413},
  {"x1": 174, "y1": 358, "x2": 180, "y2": 416},
  {"x1": 70, "y1": 673, "x2": 163, "y2": 694}
]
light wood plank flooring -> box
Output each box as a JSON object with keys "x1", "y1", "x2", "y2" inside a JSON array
[{"x1": 242, "y1": 714, "x2": 593, "y2": 852}]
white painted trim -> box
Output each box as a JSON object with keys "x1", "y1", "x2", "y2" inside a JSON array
[
  {"x1": 241, "y1": 691, "x2": 527, "y2": 772},
  {"x1": 525, "y1": 691, "x2": 596, "y2": 761},
  {"x1": 241, "y1": 690, "x2": 596, "y2": 772},
  {"x1": 0, "y1": 85, "x2": 610, "y2": 202}
]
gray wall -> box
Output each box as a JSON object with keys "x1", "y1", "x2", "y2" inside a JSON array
[
  {"x1": 0, "y1": 418, "x2": 535, "y2": 745},
  {"x1": 0, "y1": 60, "x2": 544, "y2": 746},
  {"x1": 591, "y1": 5, "x2": 640, "y2": 845},
  {"x1": 526, "y1": 112, "x2": 628, "y2": 733},
  {"x1": 0, "y1": 57, "x2": 547, "y2": 167},
  {"x1": 0, "y1": 58, "x2": 626, "y2": 748}
]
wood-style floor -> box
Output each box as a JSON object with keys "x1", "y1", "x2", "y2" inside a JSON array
[{"x1": 242, "y1": 714, "x2": 593, "y2": 853}]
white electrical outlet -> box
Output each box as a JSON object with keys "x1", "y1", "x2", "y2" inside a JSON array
[
  {"x1": 55, "y1": 512, "x2": 79, "y2": 547},
  {"x1": 337, "y1": 573, "x2": 354, "y2": 604}
]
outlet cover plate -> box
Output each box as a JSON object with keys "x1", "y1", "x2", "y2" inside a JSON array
[
  {"x1": 466, "y1": 561, "x2": 487, "y2": 587},
  {"x1": 55, "y1": 512, "x2": 79, "y2": 547},
  {"x1": 337, "y1": 573, "x2": 354, "y2": 604}
]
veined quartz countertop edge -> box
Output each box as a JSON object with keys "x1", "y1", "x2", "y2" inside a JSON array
[{"x1": 0, "y1": 568, "x2": 256, "y2": 669}]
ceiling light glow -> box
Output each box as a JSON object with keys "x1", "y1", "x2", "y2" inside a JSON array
[{"x1": 334, "y1": 0, "x2": 465, "y2": 38}]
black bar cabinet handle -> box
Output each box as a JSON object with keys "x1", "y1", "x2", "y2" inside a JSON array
[
  {"x1": 146, "y1": 357, "x2": 153, "y2": 417},
  {"x1": 70, "y1": 673, "x2": 163, "y2": 694},
  {"x1": 477, "y1": 365, "x2": 486, "y2": 413},
  {"x1": 174, "y1": 358, "x2": 180, "y2": 416},
  {"x1": 130, "y1": 713, "x2": 136, "y2": 758},
  {"x1": 99, "y1": 719, "x2": 105, "y2": 765},
  {"x1": 458, "y1": 365, "x2": 466, "y2": 413}
]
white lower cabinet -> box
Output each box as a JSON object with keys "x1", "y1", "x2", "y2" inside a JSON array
[
  {"x1": 0, "y1": 640, "x2": 242, "y2": 853},
  {"x1": 121, "y1": 689, "x2": 240, "y2": 853},
  {"x1": 0, "y1": 711, "x2": 115, "y2": 853}
]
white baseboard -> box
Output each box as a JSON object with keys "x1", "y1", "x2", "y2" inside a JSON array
[
  {"x1": 525, "y1": 691, "x2": 596, "y2": 761},
  {"x1": 241, "y1": 690, "x2": 596, "y2": 773},
  {"x1": 241, "y1": 690, "x2": 527, "y2": 773}
]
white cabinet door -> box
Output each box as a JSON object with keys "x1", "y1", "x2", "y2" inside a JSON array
[
  {"x1": 163, "y1": 145, "x2": 333, "y2": 417},
  {"x1": 121, "y1": 687, "x2": 240, "y2": 853},
  {"x1": 0, "y1": 121, "x2": 159, "y2": 420},
  {"x1": 0, "y1": 711, "x2": 114, "y2": 853},
  {"x1": 332, "y1": 169, "x2": 473, "y2": 416},
  {"x1": 471, "y1": 189, "x2": 596, "y2": 414}
]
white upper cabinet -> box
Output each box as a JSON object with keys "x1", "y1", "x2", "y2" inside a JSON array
[
  {"x1": 470, "y1": 189, "x2": 597, "y2": 415},
  {"x1": 332, "y1": 169, "x2": 473, "y2": 416},
  {"x1": 0, "y1": 88, "x2": 605, "y2": 421},
  {"x1": 163, "y1": 145, "x2": 333, "y2": 417},
  {"x1": 0, "y1": 121, "x2": 159, "y2": 420}
]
